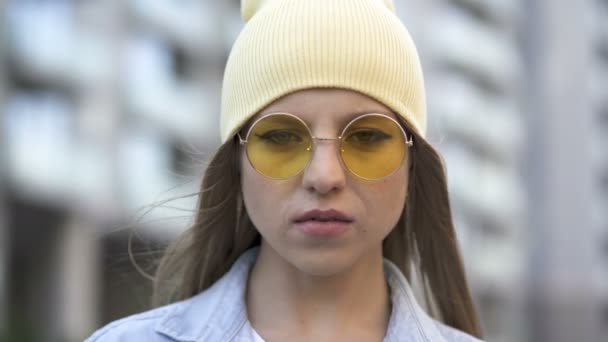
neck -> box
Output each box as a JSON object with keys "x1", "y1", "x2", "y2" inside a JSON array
[{"x1": 246, "y1": 243, "x2": 391, "y2": 341}]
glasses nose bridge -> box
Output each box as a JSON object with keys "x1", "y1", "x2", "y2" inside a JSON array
[
  {"x1": 312, "y1": 136, "x2": 341, "y2": 142},
  {"x1": 303, "y1": 135, "x2": 349, "y2": 185},
  {"x1": 309, "y1": 135, "x2": 344, "y2": 152},
  {"x1": 307, "y1": 135, "x2": 345, "y2": 163}
]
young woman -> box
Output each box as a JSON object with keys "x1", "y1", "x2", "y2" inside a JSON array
[{"x1": 86, "y1": 0, "x2": 484, "y2": 341}]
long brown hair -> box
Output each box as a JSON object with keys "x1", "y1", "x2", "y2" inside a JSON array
[{"x1": 153, "y1": 122, "x2": 483, "y2": 338}]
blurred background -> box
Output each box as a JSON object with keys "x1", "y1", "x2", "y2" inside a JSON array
[{"x1": 0, "y1": 0, "x2": 607, "y2": 341}]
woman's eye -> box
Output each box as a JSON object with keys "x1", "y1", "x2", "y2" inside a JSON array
[
  {"x1": 256, "y1": 130, "x2": 304, "y2": 145},
  {"x1": 345, "y1": 129, "x2": 391, "y2": 144}
]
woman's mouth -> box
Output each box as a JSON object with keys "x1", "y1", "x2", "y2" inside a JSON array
[{"x1": 293, "y1": 209, "x2": 354, "y2": 237}]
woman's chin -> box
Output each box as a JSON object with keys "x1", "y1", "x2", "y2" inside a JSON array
[{"x1": 282, "y1": 247, "x2": 364, "y2": 278}]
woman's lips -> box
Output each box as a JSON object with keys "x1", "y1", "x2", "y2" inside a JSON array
[
  {"x1": 293, "y1": 209, "x2": 354, "y2": 237},
  {"x1": 295, "y1": 220, "x2": 352, "y2": 237}
]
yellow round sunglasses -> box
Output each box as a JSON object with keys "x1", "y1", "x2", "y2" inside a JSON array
[{"x1": 238, "y1": 112, "x2": 414, "y2": 180}]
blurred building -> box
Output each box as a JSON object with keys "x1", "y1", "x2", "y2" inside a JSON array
[
  {"x1": 0, "y1": 1, "x2": 606, "y2": 342},
  {"x1": 396, "y1": 1, "x2": 527, "y2": 341},
  {"x1": 522, "y1": 1, "x2": 608, "y2": 341},
  {"x1": 1, "y1": 1, "x2": 235, "y2": 340}
]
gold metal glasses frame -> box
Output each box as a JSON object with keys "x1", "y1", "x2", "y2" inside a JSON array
[{"x1": 237, "y1": 112, "x2": 414, "y2": 180}]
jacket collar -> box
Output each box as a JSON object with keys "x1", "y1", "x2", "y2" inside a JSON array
[
  {"x1": 154, "y1": 248, "x2": 257, "y2": 341},
  {"x1": 383, "y1": 260, "x2": 446, "y2": 342},
  {"x1": 155, "y1": 247, "x2": 445, "y2": 342}
]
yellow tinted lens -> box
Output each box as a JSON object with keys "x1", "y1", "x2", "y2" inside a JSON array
[
  {"x1": 246, "y1": 114, "x2": 312, "y2": 178},
  {"x1": 341, "y1": 115, "x2": 406, "y2": 179}
]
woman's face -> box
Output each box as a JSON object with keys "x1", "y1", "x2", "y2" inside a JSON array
[{"x1": 241, "y1": 88, "x2": 409, "y2": 276}]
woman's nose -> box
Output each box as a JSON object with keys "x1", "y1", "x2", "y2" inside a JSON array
[{"x1": 301, "y1": 141, "x2": 347, "y2": 195}]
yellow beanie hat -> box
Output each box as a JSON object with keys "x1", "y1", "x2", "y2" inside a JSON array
[{"x1": 220, "y1": 0, "x2": 427, "y2": 142}]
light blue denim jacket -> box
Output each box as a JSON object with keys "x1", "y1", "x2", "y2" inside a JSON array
[{"x1": 85, "y1": 248, "x2": 483, "y2": 342}]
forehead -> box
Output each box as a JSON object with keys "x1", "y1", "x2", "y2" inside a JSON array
[{"x1": 256, "y1": 88, "x2": 397, "y2": 124}]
